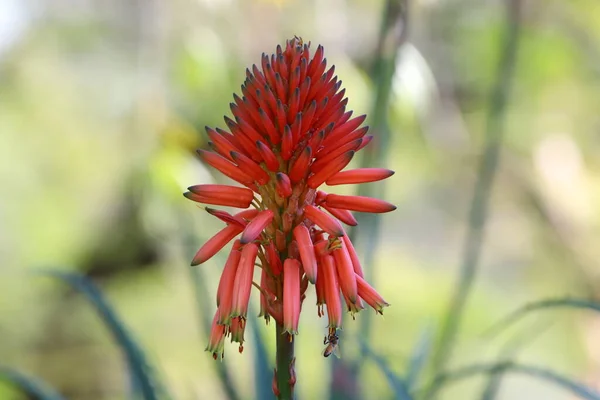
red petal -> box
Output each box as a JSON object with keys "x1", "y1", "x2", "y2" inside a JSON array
[
  {"x1": 256, "y1": 140, "x2": 280, "y2": 172},
  {"x1": 196, "y1": 150, "x2": 255, "y2": 187},
  {"x1": 275, "y1": 172, "x2": 293, "y2": 198},
  {"x1": 332, "y1": 244, "x2": 358, "y2": 303},
  {"x1": 289, "y1": 146, "x2": 312, "y2": 183},
  {"x1": 321, "y1": 255, "x2": 342, "y2": 329},
  {"x1": 321, "y1": 203, "x2": 358, "y2": 226}
]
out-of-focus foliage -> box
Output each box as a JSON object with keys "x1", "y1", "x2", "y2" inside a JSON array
[{"x1": 1, "y1": 0, "x2": 599, "y2": 399}]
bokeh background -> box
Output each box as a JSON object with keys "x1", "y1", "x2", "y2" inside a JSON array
[{"x1": 1, "y1": 0, "x2": 600, "y2": 399}]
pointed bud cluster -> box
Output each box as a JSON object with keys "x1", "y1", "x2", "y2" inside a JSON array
[{"x1": 184, "y1": 38, "x2": 393, "y2": 363}]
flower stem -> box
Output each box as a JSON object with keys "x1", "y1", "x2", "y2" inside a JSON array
[{"x1": 275, "y1": 322, "x2": 295, "y2": 400}]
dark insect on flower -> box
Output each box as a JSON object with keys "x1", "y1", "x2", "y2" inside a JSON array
[{"x1": 184, "y1": 37, "x2": 394, "y2": 361}]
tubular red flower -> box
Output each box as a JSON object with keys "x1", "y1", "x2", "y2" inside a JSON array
[
  {"x1": 265, "y1": 242, "x2": 283, "y2": 276},
  {"x1": 206, "y1": 208, "x2": 247, "y2": 227},
  {"x1": 206, "y1": 127, "x2": 240, "y2": 161},
  {"x1": 240, "y1": 209, "x2": 274, "y2": 244},
  {"x1": 307, "y1": 151, "x2": 355, "y2": 189},
  {"x1": 197, "y1": 149, "x2": 255, "y2": 187},
  {"x1": 191, "y1": 224, "x2": 244, "y2": 266},
  {"x1": 230, "y1": 151, "x2": 270, "y2": 185},
  {"x1": 216, "y1": 240, "x2": 242, "y2": 308},
  {"x1": 275, "y1": 172, "x2": 293, "y2": 198},
  {"x1": 289, "y1": 146, "x2": 312, "y2": 183},
  {"x1": 283, "y1": 258, "x2": 301, "y2": 335},
  {"x1": 293, "y1": 224, "x2": 317, "y2": 284},
  {"x1": 231, "y1": 243, "x2": 259, "y2": 318},
  {"x1": 256, "y1": 140, "x2": 280, "y2": 171},
  {"x1": 324, "y1": 193, "x2": 397, "y2": 213},
  {"x1": 321, "y1": 255, "x2": 342, "y2": 329},
  {"x1": 326, "y1": 168, "x2": 395, "y2": 185},
  {"x1": 206, "y1": 311, "x2": 227, "y2": 360},
  {"x1": 312, "y1": 139, "x2": 361, "y2": 173},
  {"x1": 321, "y1": 203, "x2": 358, "y2": 226},
  {"x1": 304, "y1": 205, "x2": 344, "y2": 237},
  {"x1": 230, "y1": 316, "x2": 246, "y2": 347},
  {"x1": 356, "y1": 274, "x2": 390, "y2": 314},
  {"x1": 332, "y1": 245, "x2": 357, "y2": 304},
  {"x1": 342, "y1": 235, "x2": 364, "y2": 278},
  {"x1": 184, "y1": 191, "x2": 252, "y2": 209}
]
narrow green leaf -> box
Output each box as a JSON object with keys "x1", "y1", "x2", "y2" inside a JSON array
[
  {"x1": 430, "y1": 362, "x2": 600, "y2": 400},
  {"x1": 405, "y1": 324, "x2": 434, "y2": 391},
  {"x1": 0, "y1": 366, "x2": 65, "y2": 400},
  {"x1": 358, "y1": 339, "x2": 412, "y2": 400},
  {"x1": 486, "y1": 298, "x2": 600, "y2": 338},
  {"x1": 37, "y1": 270, "x2": 167, "y2": 400}
]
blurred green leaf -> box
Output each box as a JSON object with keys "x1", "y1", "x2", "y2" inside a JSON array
[
  {"x1": 358, "y1": 339, "x2": 412, "y2": 400},
  {"x1": 486, "y1": 298, "x2": 600, "y2": 338},
  {"x1": 429, "y1": 362, "x2": 600, "y2": 400},
  {"x1": 405, "y1": 324, "x2": 434, "y2": 391},
  {"x1": 37, "y1": 270, "x2": 168, "y2": 400},
  {"x1": 0, "y1": 366, "x2": 65, "y2": 400}
]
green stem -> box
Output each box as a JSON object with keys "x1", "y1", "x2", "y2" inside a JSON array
[
  {"x1": 428, "y1": 0, "x2": 522, "y2": 389},
  {"x1": 275, "y1": 323, "x2": 295, "y2": 400}
]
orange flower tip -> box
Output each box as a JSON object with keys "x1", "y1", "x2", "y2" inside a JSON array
[{"x1": 240, "y1": 209, "x2": 274, "y2": 244}]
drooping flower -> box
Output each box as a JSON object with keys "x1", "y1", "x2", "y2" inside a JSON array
[{"x1": 184, "y1": 37, "x2": 394, "y2": 362}]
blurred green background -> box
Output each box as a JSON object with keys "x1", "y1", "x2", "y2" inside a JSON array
[{"x1": 1, "y1": 0, "x2": 599, "y2": 399}]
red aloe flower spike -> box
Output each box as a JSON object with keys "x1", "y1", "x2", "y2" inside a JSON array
[
  {"x1": 241, "y1": 210, "x2": 274, "y2": 244},
  {"x1": 321, "y1": 203, "x2": 358, "y2": 226},
  {"x1": 326, "y1": 168, "x2": 395, "y2": 186},
  {"x1": 293, "y1": 224, "x2": 317, "y2": 284},
  {"x1": 321, "y1": 254, "x2": 342, "y2": 329},
  {"x1": 324, "y1": 194, "x2": 397, "y2": 213},
  {"x1": 231, "y1": 243, "x2": 259, "y2": 319},
  {"x1": 230, "y1": 151, "x2": 270, "y2": 185},
  {"x1": 307, "y1": 150, "x2": 355, "y2": 189},
  {"x1": 206, "y1": 311, "x2": 227, "y2": 360},
  {"x1": 206, "y1": 208, "x2": 246, "y2": 229},
  {"x1": 288, "y1": 146, "x2": 312, "y2": 183},
  {"x1": 342, "y1": 235, "x2": 364, "y2": 278},
  {"x1": 256, "y1": 140, "x2": 280, "y2": 172},
  {"x1": 356, "y1": 274, "x2": 390, "y2": 314},
  {"x1": 304, "y1": 205, "x2": 345, "y2": 237},
  {"x1": 332, "y1": 244, "x2": 358, "y2": 303},
  {"x1": 196, "y1": 150, "x2": 255, "y2": 187},
  {"x1": 283, "y1": 258, "x2": 301, "y2": 335},
  {"x1": 275, "y1": 173, "x2": 293, "y2": 198},
  {"x1": 191, "y1": 224, "x2": 244, "y2": 266},
  {"x1": 184, "y1": 191, "x2": 251, "y2": 209}
]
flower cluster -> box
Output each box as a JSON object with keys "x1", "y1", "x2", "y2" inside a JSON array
[{"x1": 184, "y1": 38, "x2": 395, "y2": 360}]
